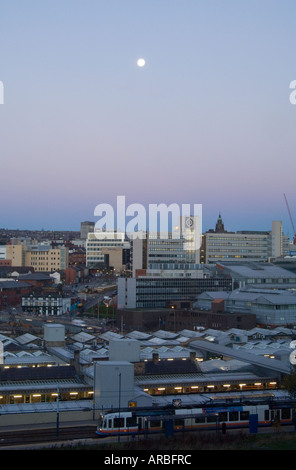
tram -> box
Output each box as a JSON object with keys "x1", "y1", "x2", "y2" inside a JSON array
[{"x1": 96, "y1": 393, "x2": 296, "y2": 437}]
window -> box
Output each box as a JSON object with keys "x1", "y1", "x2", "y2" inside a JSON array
[
  {"x1": 195, "y1": 416, "x2": 206, "y2": 424},
  {"x1": 174, "y1": 419, "x2": 184, "y2": 427},
  {"x1": 240, "y1": 411, "x2": 249, "y2": 421},
  {"x1": 126, "y1": 416, "x2": 137, "y2": 427},
  {"x1": 281, "y1": 408, "x2": 291, "y2": 420},
  {"x1": 229, "y1": 411, "x2": 239, "y2": 421},
  {"x1": 207, "y1": 415, "x2": 217, "y2": 423},
  {"x1": 150, "y1": 419, "x2": 161, "y2": 428},
  {"x1": 114, "y1": 418, "x2": 124, "y2": 428},
  {"x1": 219, "y1": 412, "x2": 228, "y2": 422}
]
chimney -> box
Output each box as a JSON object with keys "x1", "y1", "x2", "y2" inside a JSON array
[
  {"x1": 152, "y1": 352, "x2": 159, "y2": 364},
  {"x1": 71, "y1": 350, "x2": 81, "y2": 375}
]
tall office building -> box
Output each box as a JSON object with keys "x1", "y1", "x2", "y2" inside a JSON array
[
  {"x1": 130, "y1": 234, "x2": 147, "y2": 277},
  {"x1": 147, "y1": 215, "x2": 201, "y2": 269},
  {"x1": 80, "y1": 221, "x2": 95, "y2": 240},
  {"x1": 271, "y1": 221, "x2": 283, "y2": 258},
  {"x1": 129, "y1": 215, "x2": 201, "y2": 276}
]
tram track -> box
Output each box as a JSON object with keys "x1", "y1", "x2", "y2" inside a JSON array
[
  {"x1": 0, "y1": 424, "x2": 98, "y2": 449},
  {"x1": 1, "y1": 423, "x2": 295, "y2": 450}
]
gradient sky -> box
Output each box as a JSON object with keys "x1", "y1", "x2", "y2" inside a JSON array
[{"x1": 1, "y1": 0, "x2": 296, "y2": 236}]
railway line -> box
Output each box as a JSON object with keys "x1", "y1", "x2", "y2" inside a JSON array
[
  {"x1": 0, "y1": 420, "x2": 295, "y2": 450},
  {"x1": 0, "y1": 424, "x2": 98, "y2": 449}
]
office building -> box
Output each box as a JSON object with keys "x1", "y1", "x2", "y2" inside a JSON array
[
  {"x1": 201, "y1": 216, "x2": 285, "y2": 264},
  {"x1": 6, "y1": 244, "x2": 69, "y2": 272},
  {"x1": 130, "y1": 215, "x2": 201, "y2": 276},
  {"x1": 118, "y1": 275, "x2": 232, "y2": 309},
  {"x1": 272, "y1": 220, "x2": 283, "y2": 258},
  {"x1": 0, "y1": 246, "x2": 6, "y2": 260},
  {"x1": 147, "y1": 215, "x2": 201, "y2": 268},
  {"x1": 86, "y1": 230, "x2": 130, "y2": 272},
  {"x1": 80, "y1": 221, "x2": 95, "y2": 240},
  {"x1": 130, "y1": 235, "x2": 147, "y2": 277},
  {"x1": 5, "y1": 244, "x2": 25, "y2": 266},
  {"x1": 26, "y1": 245, "x2": 68, "y2": 272}
]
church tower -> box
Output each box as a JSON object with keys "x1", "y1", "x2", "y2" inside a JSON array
[{"x1": 215, "y1": 213, "x2": 226, "y2": 233}]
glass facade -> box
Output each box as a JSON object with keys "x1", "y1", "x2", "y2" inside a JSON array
[
  {"x1": 148, "y1": 232, "x2": 199, "y2": 268},
  {"x1": 135, "y1": 277, "x2": 232, "y2": 308}
]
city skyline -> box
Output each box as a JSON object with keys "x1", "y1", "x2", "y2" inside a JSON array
[{"x1": 1, "y1": 1, "x2": 296, "y2": 235}]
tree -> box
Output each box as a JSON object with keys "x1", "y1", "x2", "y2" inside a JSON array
[{"x1": 282, "y1": 371, "x2": 296, "y2": 398}]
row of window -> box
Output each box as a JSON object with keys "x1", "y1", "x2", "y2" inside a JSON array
[
  {"x1": 105, "y1": 409, "x2": 287, "y2": 430},
  {"x1": 1, "y1": 391, "x2": 93, "y2": 405},
  {"x1": 207, "y1": 249, "x2": 268, "y2": 254},
  {"x1": 30, "y1": 262, "x2": 60, "y2": 266},
  {"x1": 136, "y1": 280, "x2": 230, "y2": 286},
  {"x1": 87, "y1": 242, "x2": 124, "y2": 247},
  {"x1": 206, "y1": 237, "x2": 269, "y2": 241}
]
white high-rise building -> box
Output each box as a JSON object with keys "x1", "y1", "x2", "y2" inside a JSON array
[
  {"x1": 86, "y1": 230, "x2": 130, "y2": 271},
  {"x1": 147, "y1": 215, "x2": 201, "y2": 269}
]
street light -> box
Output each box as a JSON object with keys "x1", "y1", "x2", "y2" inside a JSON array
[
  {"x1": 118, "y1": 372, "x2": 121, "y2": 443},
  {"x1": 56, "y1": 385, "x2": 60, "y2": 438},
  {"x1": 171, "y1": 305, "x2": 175, "y2": 332}
]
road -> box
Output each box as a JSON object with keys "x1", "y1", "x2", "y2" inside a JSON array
[{"x1": 2, "y1": 280, "x2": 118, "y2": 331}]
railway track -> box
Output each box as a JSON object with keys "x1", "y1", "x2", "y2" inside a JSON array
[
  {"x1": 1, "y1": 421, "x2": 295, "y2": 450},
  {"x1": 0, "y1": 424, "x2": 98, "y2": 449}
]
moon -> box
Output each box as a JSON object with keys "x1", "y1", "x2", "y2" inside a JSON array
[{"x1": 137, "y1": 58, "x2": 146, "y2": 67}]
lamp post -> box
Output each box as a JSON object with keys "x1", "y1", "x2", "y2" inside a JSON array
[
  {"x1": 118, "y1": 372, "x2": 121, "y2": 443},
  {"x1": 171, "y1": 305, "x2": 175, "y2": 332},
  {"x1": 56, "y1": 385, "x2": 60, "y2": 438}
]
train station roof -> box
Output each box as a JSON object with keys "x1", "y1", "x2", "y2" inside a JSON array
[{"x1": 190, "y1": 339, "x2": 291, "y2": 375}]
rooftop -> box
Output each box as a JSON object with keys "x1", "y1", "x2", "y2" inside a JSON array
[
  {"x1": 0, "y1": 365, "x2": 78, "y2": 382},
  {"x1": 0, "y1": 281, "x2": 31, "y2": 289},
  {"x1": 197, "y1": 288, "x2": 296, "y2": 305},
  {"x1": 217, "y1": 262, "x2": 296, "y2": 279}
]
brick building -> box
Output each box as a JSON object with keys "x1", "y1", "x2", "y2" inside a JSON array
[
  {"x1": 116, "y1": 304, "x2": 256, "y2": 332},
  {"x1": 0, "y1": 281, "x2": 33, "y2": 309}
]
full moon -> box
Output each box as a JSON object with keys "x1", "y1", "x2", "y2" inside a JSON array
[{"x1": 137, "y1": 58, "x2": 146, "y2": 67}]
